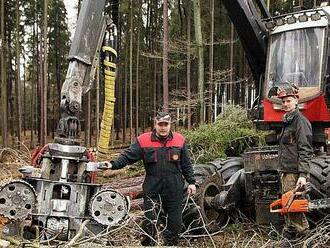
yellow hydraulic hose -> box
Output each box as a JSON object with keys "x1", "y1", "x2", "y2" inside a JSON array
[{"x1": 97, "y1": 45, "x2": 117, "y2": 160}]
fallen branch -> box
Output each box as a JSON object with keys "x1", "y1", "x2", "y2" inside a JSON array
[
  {"x1": 189, "y1": 197, "x2": 216, "y2": 248},
  {"x1": 0, "y1": 234, "x2": 20, "y2": 246},
  {"x1": 64, "y1": 219, "x2": 90, "y2": 248}
]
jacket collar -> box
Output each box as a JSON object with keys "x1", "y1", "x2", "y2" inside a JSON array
[{"x1": 283, "y1": 108, "x2": 299, "y2": 125}]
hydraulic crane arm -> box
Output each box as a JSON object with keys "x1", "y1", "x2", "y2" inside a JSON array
[
  {"x1": 65, "y1": 0, "x2": 107, "y2": 92},
  {"x1": 222, "y1": 0, "x2": 270, "y2": 84},
  {"x1": 56, "y1": 0, "x2": 117, "y2": 144}
]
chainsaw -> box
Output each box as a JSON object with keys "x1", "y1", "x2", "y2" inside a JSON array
[{"x1": 270, "y1": 187, "x2": 330, "y2": 214}]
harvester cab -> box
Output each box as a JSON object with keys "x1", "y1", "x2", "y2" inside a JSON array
[
  {"x1": 261, "y1": 7, "x2": 330, "y2": 148},
  {"x1": 223, "y1": 1, "x2": 330, "y2": 148}
]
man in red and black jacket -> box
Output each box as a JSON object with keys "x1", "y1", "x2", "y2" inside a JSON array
[{"x1": 99, "y1": 112, "x2": 196, "y2": 246}]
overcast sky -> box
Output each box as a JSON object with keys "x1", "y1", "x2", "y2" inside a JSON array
[{"x1": 63, "y1": 0, "x2": 78, "y2": 39}]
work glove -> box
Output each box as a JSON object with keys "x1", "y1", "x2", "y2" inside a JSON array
[
  {"x1": 86, "y1": 161, "x2": 113, "y2": 171},
  {"x1": 19, "y1": 165, "x2": 35, "y2": 175},
  {"x1": 304, "y1": 182, "x2": 312, "y2": 193},
  {"x1": 187, "y1": 184, "x2": 196, "y2": 195},
  {"x1": 97, "y1": 161, "x2": 113, "y2": 170},
  {"x1": 19, "y1": 166, "x2": 41, "y2": 178},
  {"x1": 296, "y1": 176, "x2": 307, "y2": 191}
]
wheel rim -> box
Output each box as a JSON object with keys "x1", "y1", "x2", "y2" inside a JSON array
[{"x1": 201, "y1": 182, "x2": 220, "y2": 222}]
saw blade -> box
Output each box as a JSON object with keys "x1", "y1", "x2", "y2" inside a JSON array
[
  {"x1": 309, "y1": 198, "x2": 330, "y2": 210},
  {"x1": 89, "y1": 188, "x2": 130, "y2": 226},
  {"x1": 0, "y1": 180, "x2": 37, "y2": 221}
]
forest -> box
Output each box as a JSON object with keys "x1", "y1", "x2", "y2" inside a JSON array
[{"x1": 0, "y1": 0, "x2": 317, "y2": 149}]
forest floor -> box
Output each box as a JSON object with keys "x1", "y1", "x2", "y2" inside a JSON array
[{"x1": 0, "y1": 146, "x2": 329, "y2": 247}]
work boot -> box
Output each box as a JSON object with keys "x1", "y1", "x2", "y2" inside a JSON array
[
  {"x1": 163, "y1": 239, "x2": 178, "y2": 246},
  {"x1": 163, "y1": 230, "x2": 179, "y2": 246},
  {"x1": 282, "y1": 227, "x2": 298, "y2": 241}
]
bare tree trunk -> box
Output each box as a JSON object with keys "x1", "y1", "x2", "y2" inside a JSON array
[
  {"x1": 115, "y1": 11, "x2": 122, "y2": 141},
  {"x1": 9, "y1": 57, "x2": 15, "y2": 145},
  {"x1": 51, "y1": 82, "x2": 54, "y2": 139},
  {"x1": 1, "y1": 0, "x2": 8, "y2": 147},
  {"x1": 31, "y1": 76, "x2": 35, "y2": 148},
  {"x1": 40, "y1": 0, "x2": 48, "y2": 145},
  {"x1": 23, "y1": 58, "x2": 26, "y2": 136},
  {"x1": 36, "y1": 5, "x2": 40, "y2": 142},
  {"x1": 123, "y1": 41, "x2": 128, "y2": 144},
  {"x1": 229, "y1": 23, "x2": 234, "y2": 105},
  {"x1": 193, "y1": 0, "x2": 204, "y2": 123},
  {"x1": 178, "y1": 0, "x2": 184, "y2": 35},
  {"x1": 44, "y1": 0, "x2": 48, "y2": 139},
  {"x1": 162, "y1": 0, "x2": 169, "y2": 112},
  {"x1": 153, "y1": 61, "x2": 157, "y2": 117},
  {"x1": 15, "y1": 0, "x2": 22, "y2": 142},
  {"x1": 208, "y1": 0, "x2": 214, "y2": 122},
  {"x1": 54, "y1": 4, "x2": 61, "y2": 135},
  {"x1": 213, "y1": 4, "x2": 218, "y2": 119},
  {"x1": 38, "y1": 45, "x2": 41, "y2": 144},
  {"x1": 151, "y1": 1, "x2": 156, "y2": 119},
  {"x1": 186, "y1": 0, "x2": 191, "y2": 129},
  {"x1": 31, "y1": 5, "x2": 37, "y2": 148},
  {"x1": 239, "y1": 45, "x2": 245, "y2": 106},
  {"x1": 129, "y1": 0, "x2": 133, "y2": 142},
  {"x1": 135, "y1": 13, "x2": 140, "y2": 137}
]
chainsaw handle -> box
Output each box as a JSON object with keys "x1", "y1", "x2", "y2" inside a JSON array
[{"x1": 270, "y1": 199, "x2": 283, "y2": 213}]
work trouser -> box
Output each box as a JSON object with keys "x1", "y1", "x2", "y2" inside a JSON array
[
  {"x1": 141, "y1": 175, "x2": 184, "y2": 246},
  {"x1": 281, "y1": 173, "x2": 309, "y2": 233}
]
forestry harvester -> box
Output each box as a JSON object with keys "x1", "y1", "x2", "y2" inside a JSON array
[
  {"x1": 1, "y1": 0, "x2": 330, "y2": 241},
  {"x1": 182, "y1": 0, "x2": 330, "y2": 231}
]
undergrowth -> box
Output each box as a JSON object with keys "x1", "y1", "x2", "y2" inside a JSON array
[{"x1": 184, "y1": 105, "x2": 269, "y2": 163}]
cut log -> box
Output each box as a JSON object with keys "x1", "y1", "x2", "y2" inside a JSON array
[
  {"x1": 130, "y1": 198, "x2": 144, "y2": 210},
  {"x1": 107, "y1": 175, "x2": 144, "y2": 188}
]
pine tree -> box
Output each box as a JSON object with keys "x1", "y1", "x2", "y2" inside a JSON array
[
  {"x1": 1, "y1": 0, "x2": 8, "y2": 146},
  {"x1": 48, "y1": 0, "x2": 70, "y2": 134}
]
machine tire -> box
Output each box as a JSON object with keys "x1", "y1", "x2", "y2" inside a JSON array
[
  {"x1": 307, "y1": 155, "x2": 330, "y2": 223},
  {"x1": 202, "y1": 163, "x2": 218, "y2": 175},
  {"x1": 182, "y1": 158, "x2": 243, "y2": 234},
  {"x1": 182, "y1": 165, "x2": 222, "y2": 234},
  {"x1": 219, "y1": 157, "x2": 244, "y2": 182},
  {"x1": 309, "y1": 155, "x2": 330, "y2": 197}
]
